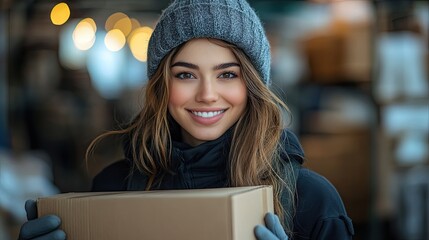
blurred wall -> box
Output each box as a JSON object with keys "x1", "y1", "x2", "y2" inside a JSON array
[{"x1": 1, "y1": 1, "x2": 428, "y2": 240}]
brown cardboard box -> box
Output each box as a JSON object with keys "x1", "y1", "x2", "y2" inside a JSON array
[{"x1": 37, "y1": 186, "x2": 273, "y2": 240}]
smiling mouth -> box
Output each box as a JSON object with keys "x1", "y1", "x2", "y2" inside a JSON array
[{"x1": 190, "y1": 110, "x2": 226, "y2": 118}]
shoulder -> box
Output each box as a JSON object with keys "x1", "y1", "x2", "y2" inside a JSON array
[
  {"x1": 294, "y1": 168, "x2": 355, "y2": 239},
  {"x1": 280, "y1": 129, "x2": 305, "y2": 164},
  {"x1": 296, "y1": 168, "x2": 345, "y2": 214},
  {"x1": 91, "y1": 159, "x2": 131, "y2": 192}
]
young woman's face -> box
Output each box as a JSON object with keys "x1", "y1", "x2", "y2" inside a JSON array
[{"x1": 168, "y1": 38, "x2": 248, "y2": 146}]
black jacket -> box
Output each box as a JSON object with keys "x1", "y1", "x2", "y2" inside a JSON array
[{"x1": 92, "y1": 130, "x2": 354, "y2": 239}]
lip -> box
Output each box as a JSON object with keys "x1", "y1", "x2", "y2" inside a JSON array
[{"x1": 186, "y1": 108, "x2": 227, "y2": 125}]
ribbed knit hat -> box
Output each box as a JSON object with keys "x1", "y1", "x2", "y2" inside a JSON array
[{"x1": 147, "y1": 0, "x2": 271, "y2": 85}]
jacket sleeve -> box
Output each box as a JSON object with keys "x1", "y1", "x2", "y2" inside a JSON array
[{"x1": 311, "y1": 215, "x2": 354, "y2": 240}]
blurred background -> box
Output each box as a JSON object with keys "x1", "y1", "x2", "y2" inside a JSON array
[{"x1": 0, "y1": 0, "x2": 428, "y2": 239}]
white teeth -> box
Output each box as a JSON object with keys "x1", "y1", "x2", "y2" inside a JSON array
[{"x1": 191, "y1": 110, "x2": 224, "y2": 118}]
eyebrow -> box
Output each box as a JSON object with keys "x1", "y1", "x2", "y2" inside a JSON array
[
  {"x1": 171, "y1": 61, "x2": 240, "y2": 70},
  {"x1": 214, "y1": 62, "x2": 240, "y2": 70},
  {"x1": 171, "y1": 62, "x2": 198, "y2": 69}
]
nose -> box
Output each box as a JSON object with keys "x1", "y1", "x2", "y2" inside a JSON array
[{"x1": 196, "y1": 78, "x2": 219, "y2": 103}]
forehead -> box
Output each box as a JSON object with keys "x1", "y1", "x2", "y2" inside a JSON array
[{"x1": 172, "y1": 38, "x2": 238, "y2": 64}]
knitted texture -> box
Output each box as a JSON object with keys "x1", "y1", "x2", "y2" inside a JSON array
[{"x1": 147, "y1": 0, "x2": 271, "y2": 85}]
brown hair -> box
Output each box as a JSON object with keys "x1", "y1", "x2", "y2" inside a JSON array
[{"x1": 86, "y1": 38, "x2": 295, "y2": 235}]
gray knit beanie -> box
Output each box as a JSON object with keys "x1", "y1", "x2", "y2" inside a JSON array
[{"x1": 147, "y1": 0, "x2": 271, "y2": 85}]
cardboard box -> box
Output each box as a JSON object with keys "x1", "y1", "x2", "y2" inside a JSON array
[{"x1": 37, "y1": 186, "x2": 273, "y2": 240}]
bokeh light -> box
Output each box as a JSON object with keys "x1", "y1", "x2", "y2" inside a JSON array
[
  {"x1": 87, "y1": 31, "x2": 127, "y2": 99},
  {"x1": 50, "y1": 2, "x2": 70, "y2": 25},
  {"x1": 130, "y1": 18, "x2": 141, "y2": 32},
  {"x1": 128, "y1": 26, "x2": 153, "y2": 61},
  {"x1": 72, "y1": 19, "x2": 96, "y2": 50},
  {"x1": 113, "y1": 16, "x2": 132, "y2": 37},
  {"x1": 59, "y1": 20, "x2": 87, "y2": 70},
  {"x1": 104, "y1": 29, "x2": 126, "y2": 52},
  {"x1": 81, "y1": 18, "x2": 97, "y2": 32},
  {"x1": 105, "y1": 13, "x2": 125, "y2": 29}
]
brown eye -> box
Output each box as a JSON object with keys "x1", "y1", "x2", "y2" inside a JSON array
[
  {"x1": 218, "y1": 72, "x2": 237, "y2": 79},
  {"x1": 175, "y1": 72, "x2": 195, "y2": 79}
]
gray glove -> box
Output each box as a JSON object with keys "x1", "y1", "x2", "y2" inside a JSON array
[
  {"x1": 18, "y1": 200, "x2": 66, "y2": 240},
  {"x1": 254, "y1": 212, "x2": 289, "y2": 240}
]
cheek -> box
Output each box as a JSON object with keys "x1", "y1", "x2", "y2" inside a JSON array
[
  {"x1": 223, "y1": 84, "x2": 248, "y2": 106},
  {"x1": 168, "y1": 83, "x2": 190, "y2": 107}
]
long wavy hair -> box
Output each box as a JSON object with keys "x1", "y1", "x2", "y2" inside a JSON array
[{"x1": 86, "y1": 38, "x2": 296, "y2": 235}]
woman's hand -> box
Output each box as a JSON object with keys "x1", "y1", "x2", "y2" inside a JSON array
[
  {"x1": 254, "y1": 212, "x2": 289, "y2": 240},
  {"x1": 18, "y1": 200, "x2": 66, "y2": 240}
]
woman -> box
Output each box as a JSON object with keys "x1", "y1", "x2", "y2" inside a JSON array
[{"x1": 19, "y1": 0, "x2": 354, "y2": 239}]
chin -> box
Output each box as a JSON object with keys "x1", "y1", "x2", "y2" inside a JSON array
[{"x1": 194, "y1": 132, "x2": 223, "y2": 141}]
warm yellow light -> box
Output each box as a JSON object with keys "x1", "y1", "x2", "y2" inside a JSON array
[
  {"x1": 105, "y1": 12, "x2": 133, "y2": 38},
  {"x1": 50, "y1": 2, "x2": 70, "y2": 25},
  {"x1": 113, "y1": 17, "x2": 132, "y2": 37},
  {"x1": 81, "y1": 18, "x2": 97, "y2": 32},
  {"x1": 128, "y1": 26, "x2": 153, "y2": 43},
  {"x1": 105, "y1": 12, "x2": 127, "y2": 31},
  {"x1": 105, "y1": 29, "x2": 126, "y2": 52},
  {"x1": 73, "y1": 20, "x2": 96, "y2": 50},
  {"x1": 128, "y1": 26, "x2": 153, "y2": 61},
  {"x1": 130, "y1": 18, "x2": 141, "y2": 32}
]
